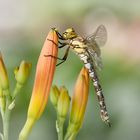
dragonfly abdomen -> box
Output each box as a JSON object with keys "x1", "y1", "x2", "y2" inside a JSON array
[
  {"x1": 91, "y1": 74, "x2": 110, "y2": 126},
  {"x1": 78, "y1": 52, "x2": 111, "y2": 126}
]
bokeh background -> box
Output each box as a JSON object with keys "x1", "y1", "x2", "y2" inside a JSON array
[{"x1": 0, "y1": 0, "x2": 140, "y2": 140}]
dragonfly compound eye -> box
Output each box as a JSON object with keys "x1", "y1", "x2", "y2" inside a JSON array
[{"x1": 63, "y1": 28, "x2": 77, "y2": 39}]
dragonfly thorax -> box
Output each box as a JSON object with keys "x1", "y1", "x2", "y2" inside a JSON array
[{"x1": 70, "y1": 37, "x2": 87, "y2": 54}]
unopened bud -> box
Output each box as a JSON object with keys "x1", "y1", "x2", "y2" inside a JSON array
[
  {"x1": 64, "y1": 67, "x2": 89, "y2": 140},
  {"x1": 14, "y1": 61, "x2": 31, "y2": 85},
  {"x1": 0, "y1": 52, "x2": 9, "y2": 90},
  {"x1": 50, "y1": 85, "x2": 60, "y2": 108},
  {"x1": 57, "y1": 86, "x2": 70, "y2": 118},
  {"x1": 0, "y1": 86, "x2": 5, "y2": 111}
]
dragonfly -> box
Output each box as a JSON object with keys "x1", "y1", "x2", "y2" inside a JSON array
[{"x1": 47, "y1": 25, "x2": 111, "y2": 126}]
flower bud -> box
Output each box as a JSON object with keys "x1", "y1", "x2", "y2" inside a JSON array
[
  {"x1": 14, "y1": 61, "x2": 31, "y2": 85},
  {"x1": 57, "y1": 86, "x2": 70, "y2": 118},
  {"x1": 0, "y1": 52, "x2": 9, "y2": 90},
  {"x1": 19, "y1": 28, "x2": 58, "y2": 140},
  {"x1": 50, "y1": 85, "x2": 60, "y2": 108},
  {"x1": 0, "y1": 85, "x2": 5, "y2": 112},
  {"x1": 70, "y1": 67, "x2": 89, "y2": 125},
  {"x1": 64, "y1": 67, "x2": 89, "y2": 140},
  {"x1": 27, "y1": 29, "x2": 58, "y2": 120}
]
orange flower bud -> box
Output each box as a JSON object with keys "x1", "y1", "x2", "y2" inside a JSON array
[
  {"x1": 28, "y1": 28, "x2": 58, "y2": 120},
  {"x1": 0, "y1": 52, "x2": 9, "y2": 90},
  {"x1": 19, "y1": 29, "x2": 58, "y2": 140},
  {"x1": 70, "y1": 67, "x2": 89, "y2": 126},
  {"x1": 64, "y1": 67, "x2": 89, "y2": 140}
]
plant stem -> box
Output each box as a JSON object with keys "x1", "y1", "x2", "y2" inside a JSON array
[
  {"x1": 0, "y1": 97, "x2": 5, "y2": 120},
  {"x1": 12, "y1": 83, "x2": 23, "y2": 100},
  {"x1": 3, "y1": 109, "x2": 11, "y2": 140},
  {"x1": 64, "y1": 132, "x2": 77, "y2": 140},
  {"x1": 64, "y1": 123, "x2": 78, "y2": 140},
  {"x1": 2, "y1": 83, "x2": 23, "y2": 140},
  {"x1": 56, "y1": 117, "x2": 65, "y2": 140},
  {"x1": 2, "y1": 89, "x2": 12, "y2": 140}
]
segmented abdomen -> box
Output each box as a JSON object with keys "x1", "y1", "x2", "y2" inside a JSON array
[{"x1": 78, "y1": 52, "x2": 111, "y2": 126}]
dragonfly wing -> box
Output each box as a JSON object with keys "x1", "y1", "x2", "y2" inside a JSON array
[
  {"x1": 87, "y1": 48, "x2": 103, "y2": 70},
  {"x1": 86, "y1": 25, "x2": 107, "y2": 47}
]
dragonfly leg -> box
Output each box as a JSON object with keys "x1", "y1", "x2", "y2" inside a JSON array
[
  {"x1": 58, "y1": 43, "x2": 68, "y2": 48},
  {"x1": 56, "y1": 31, "x2": 66, "y2": 40},
  {"x1": 47, "y1": 38, "x2": 67, "y2": 48},
  {"x1": 44, "y1": 47, "x2": 70, "y2": 66},
  {"x1": 44, "y1": 55, "x2": 64, "y2": 60},
  {"x1": 47, "y1": 38, "x2": 58, "y2": 46},
  {"x1": 56, "y1": 46, "x2": 70, "y2": 66},
  {"x1": 58, "y1": 40, "x2": 67, "y2": 45}
]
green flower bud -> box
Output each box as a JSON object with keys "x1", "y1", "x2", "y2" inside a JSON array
[
  {"x1": 0, "y1": 86, "x2": 5, "y2": 111},
  {"x1": 57, "y1": 86, "x2": 70, "y2": 118},
  {"x1": 50, "y1": 85, "x2": 60, "y2": 108},
  {"x1": 14, "y1": 61, "x2": 31, "y2": 85}
]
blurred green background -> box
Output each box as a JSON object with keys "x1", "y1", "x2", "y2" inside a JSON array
[{"x1": 0, "y1": 0, "x2": 140, "y2": 140}]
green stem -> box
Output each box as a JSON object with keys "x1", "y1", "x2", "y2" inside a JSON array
[
  {"x1": 12, "y1": 83, "x2": 23, "y2": 99},
  {"x1": 0, "y1": 133, "x2": 4, "y2": 140},
  {"x1": 64, "y1": 132, "x2": 76, "y2": 140},
  {"x1": 3, "y1": 109, "x2": 11, "y2": 140},
  {"x1": 64, "y1": 123, "x2": 78, "y2": 140},
  {"x1": 2, "y1": 89, "x2": 12, "y2": 140},
  {"x1": 0, "y1": 97, "x2": 5, "y2": 120},
  {"x1": 68, "y1": 132, "x2": 77, "y2": 140},
  {"x1": 64, "y1": 132, "x2": 73, "y2": 140},
  {"x1": 56, "y1": 117, "x2": 65, "y2": 140},
  {"x1": 0, "y1": 109, "x2": 4, "y2": 140}
]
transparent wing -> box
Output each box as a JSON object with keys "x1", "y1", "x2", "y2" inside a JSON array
[
  {"x1": 86, "y1": 25, "x2": 107, "y2": 47},
  {"x1": 87, "y1": 48, "x2": 103, "y2": 70}
]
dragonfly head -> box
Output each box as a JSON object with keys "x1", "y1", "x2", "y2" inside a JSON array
[{"x1": 63, "y1": 28, "x2": 78, "y2": 40}]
